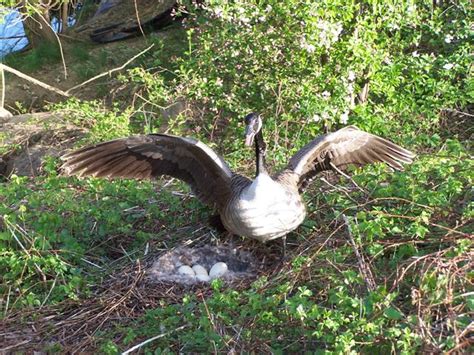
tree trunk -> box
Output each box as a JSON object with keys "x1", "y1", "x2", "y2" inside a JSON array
[
  {"x1": 19, "y1": 0, "x2": 57, "y2": 48},
  {"x1": 61, "y1": 0, "x2": 69, "y2": 33}
]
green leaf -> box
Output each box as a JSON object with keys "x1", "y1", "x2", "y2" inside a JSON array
[{"x1": 384, "y1": 307, "x2": 403, "y2": 320}]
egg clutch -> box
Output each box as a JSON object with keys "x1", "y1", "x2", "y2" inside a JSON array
[{"x1": 177, "y1": 262, "x2": 229, "y2": 282}]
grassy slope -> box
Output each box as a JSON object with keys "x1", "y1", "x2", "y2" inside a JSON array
[{"x1": 1, "y1": 5, "x2": 473, "y2": 354}]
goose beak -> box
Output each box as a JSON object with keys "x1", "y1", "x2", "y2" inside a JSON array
[{"x1": 245, "y1": 126, "x2": 256, "y2": 146}]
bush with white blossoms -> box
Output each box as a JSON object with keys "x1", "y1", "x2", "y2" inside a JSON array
[{"x1": 171, "y1": 0, "x2": 471, "y2": 158}]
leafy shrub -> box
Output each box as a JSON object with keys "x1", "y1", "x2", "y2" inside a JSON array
[
  {"x1": 169, "y1": 0, "x2": 472, "y2": 152},
  {"x1": 53, "y1": 99, "x2": 132, "y2": 143}
]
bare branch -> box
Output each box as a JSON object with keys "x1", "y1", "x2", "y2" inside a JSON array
[
  {"x1": 121, "y1": 325, "x2": 188, "y2": 354},
  {"x1": 0, "y1": 63, "x2": 70, "y2": 97},
  {"x1": 66, "y1": 44, "x2": 154, "y2": 94}
]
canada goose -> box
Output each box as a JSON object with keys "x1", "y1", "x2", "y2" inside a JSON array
[{"x1": 61, "y1": 113, "x2": 415, "y2": 243}]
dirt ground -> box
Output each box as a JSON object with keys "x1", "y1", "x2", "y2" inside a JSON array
[
  {"x1": 1, "y1": 22, "x2": 184, "y2": 177},
  {"x1": 3, "y1": 34, "x2": 156, "y2": 112}
]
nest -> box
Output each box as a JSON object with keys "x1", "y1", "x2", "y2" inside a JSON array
[{"x1": 147, "y1": 245, "x2": 258, "y2": 284}]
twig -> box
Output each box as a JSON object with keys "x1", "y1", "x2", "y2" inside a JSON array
[
  {"x1": 320, "y1": 176, "x2": 360, "y2": 204},
  {"x1": 40, "y1": 276, "x2": 58, "y2": 308},
  {"x1": 80, "y1": 257, "x2": 104, "y2": 269},
  {"x1": 342, "y1": 214, "x2": 376, "y2": 291},
  {"x1": 0, "y1": 64, "x2": 70, "y2": 97},
  {"x1": 1, "y1": 64, "x2": 5, "y2": 108},
  {"x1": 390, "y1": 252, "x2": 439, "y2": 292},
  {"x1": 121, "y1": 325, "x2": 188, "y2": 355},
  {"x1": 330, "y1": 162, "x2": 367, "y2": 193},
  {"x1": 371, "y1": 211, "x2": 471, "y2": 237},
  {"x1": 441, "y1": 108, "x2": 474, "y2": 118},
  {"x1": 0, "y1": 340, "x2": 31, "y2": 352},
  {"x1": 31, "y1": 7, "x2": 68, "y2": 79},
  {"x1": 134, "y1": 0, "x2": 146, "y2": 38},
  {"x1": 66, "y1": 44, "x2": 154, "y2": 94}
]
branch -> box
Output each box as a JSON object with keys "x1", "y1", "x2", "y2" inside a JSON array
[
  {"x1": 121, "y1": 325, "x2": 188, "y2": 355},
  {"x1": 0, "y1": 63, "x2": 70, "y2": 97},
  {"x1": 0, "y1": 44, "x2": 154, "y2": 99},
  {"x1": 66, "y1": 44, "x2": 154, "y2": 94},
  {"x1": 342, "y1": 214, "x2": 376, "y2": 292}
]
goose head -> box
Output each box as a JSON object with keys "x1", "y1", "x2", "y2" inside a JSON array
[{"x1": 244, "y1": 112, "x2": 263, "y2": 146}]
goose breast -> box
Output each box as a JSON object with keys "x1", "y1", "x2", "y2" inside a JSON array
[{"x1": 223, "y1": 174, "x2": 306, "y2": 242}]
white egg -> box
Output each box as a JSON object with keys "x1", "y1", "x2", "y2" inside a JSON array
[
  {"x1": 209, "y1": 262, "x2": 228, "y2": 279},
  {"x1": 177, "y1": 265, "x2": 195, "y2": 277},
  {"x1": 192, "y1": 264, "x2": 210, "y2": 282}
]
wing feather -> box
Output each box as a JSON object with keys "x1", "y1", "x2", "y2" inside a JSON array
[
  {"x1": 61, "y1": 134, "x2": 235, "y2": 209},
  {"x1": 281, "y1": 126, "x2": 415, "y2": 189}
]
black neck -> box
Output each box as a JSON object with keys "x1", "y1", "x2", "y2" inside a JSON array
[{"x1": 255, "y1": 130, "x2": 267, "y2": 176}]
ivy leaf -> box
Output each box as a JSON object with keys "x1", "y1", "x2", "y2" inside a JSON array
[{"x1": 384, "y1": 307, "x2": 403, "y2": 320}]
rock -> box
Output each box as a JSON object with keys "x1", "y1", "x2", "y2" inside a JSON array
[
  {"x1": 75, "y1": 0, "x2": 177, "y2": 43},
  {"x1": 0, "y1": 112, "x2": 85, "y2": 177},
  {"x1": 0, "y1": 107, "x2": 13, "y2": 119}
]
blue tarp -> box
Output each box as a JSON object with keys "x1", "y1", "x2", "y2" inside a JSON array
[{"x1": 0, "y1": 9, "x2": 28, "y2": 59}]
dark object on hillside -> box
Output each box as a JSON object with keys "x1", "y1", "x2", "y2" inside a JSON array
[
  {"x1": 62, "y1": 113, "x2": 415, "y2": 247},
  {"x1": 75, "y1": 0, "x2": 176, "y2": 43}
]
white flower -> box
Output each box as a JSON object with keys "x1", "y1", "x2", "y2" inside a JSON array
[
  {"x1": 304, "y1": 43, "x2": 316, "y2": 53},
  {"x1": 346, "y1": 82, "x2": 354, "y2": 94},
  {"x1": 300, "y1": 38, "x2": 316, "y2": 53},
  {"x1": 412, "y1": 51, "x2": 420, "y2": 57},
  {"x1": 443, "y1": 63, "x2": 454, "y2": 70},
  {"x1": 265, "y1": 5, "x2": 272, "y2": 13},
  {"x1": 340, "y1": 111, "x2": 349, "y2": 124},
  {"x1": 444, "y1": 34, "x2": 453, "y2": 43},
  {"x1": 331, "y1": 23, "x2": 343, "y2": 40},
  {"x1": 348, "y1": 70, "x2": 356, "y2": 81},
  {"x1": 214, "y1": 8, "x2": 223, "y2": 18},
  {"x1": 311, "y1": 114, "x2": 321, "y2": 122},
  {"x1": 215, "y1": 77, "x2": 223, "y2": 87},
  {"x1": 322, "y1": 91, "x2": 331, "y2": 99}
]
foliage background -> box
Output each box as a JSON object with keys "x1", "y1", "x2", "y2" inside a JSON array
[{"x1": 0, "y1": 0, "x2": 472, "y2": 352}]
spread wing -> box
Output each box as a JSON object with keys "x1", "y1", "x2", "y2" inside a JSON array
[
  {"x1": 61, "y1": 134, "x2": 236, "y2": 209},
  {"x1": 279, "y1": 126, "x2": 415, "y2": 190}
]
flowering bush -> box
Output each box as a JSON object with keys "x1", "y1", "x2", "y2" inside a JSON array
[{"x1": 173, "y1": 0, "x2": 471, "y2": 153}]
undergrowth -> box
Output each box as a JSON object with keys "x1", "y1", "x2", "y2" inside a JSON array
[{"x1": 0, "y1": 0, "x2": 473, "y2": 353}]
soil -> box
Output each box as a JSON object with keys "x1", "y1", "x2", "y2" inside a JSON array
[
  {"x1": 1, "y1": 23, "x2": 184, "y2": 177},
  {"x1": 1, "y1": 20, "x2": 183, "y2": 112},
  {"x1": 0, "y1": 112, "x2": 86, "y2": 177}
]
